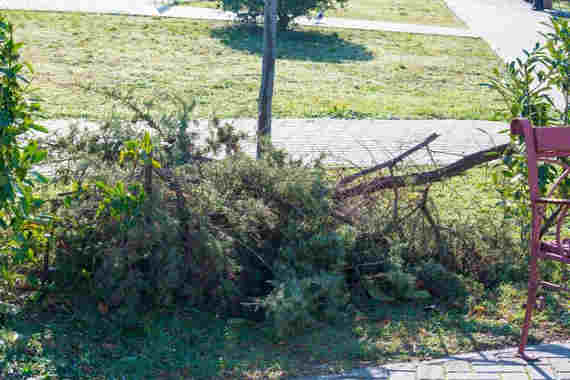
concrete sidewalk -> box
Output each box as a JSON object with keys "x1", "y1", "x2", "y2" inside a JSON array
[
  {"x1": 295, "y1": 342, "x2": 570, "y2": 380},
  {"x1": 445, "y1": 0, "x2": 552, "y2": 63},
  {"x1": 39, "y1": 118, "x2": 509, "y2": 166},
  {"x1": 157, "y1": 5, "x2": 477, "y2": 38},
  {"x1": 0, "y1": 0, "x2": 475, "y2": 38},
  {"x1": 444, "y1": 0, "x2": 565, "y2": 109},
  {"x1": 0, "y1": 0, "x2": 160, "y2": 16}
]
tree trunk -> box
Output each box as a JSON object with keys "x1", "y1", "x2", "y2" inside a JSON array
[{"x1": 257, "y1": 0, "x2": 277, "y2": 159}]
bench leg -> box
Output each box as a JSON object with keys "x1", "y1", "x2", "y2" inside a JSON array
[{"x1": 518, "y1": 253, "x2": 540, "y2": 361}]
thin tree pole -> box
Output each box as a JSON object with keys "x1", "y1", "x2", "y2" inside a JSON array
[{"x1": 256, "y1": 0, "x2": 277, "y2": 159}]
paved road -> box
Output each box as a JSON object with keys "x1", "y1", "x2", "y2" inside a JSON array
[{"x1": 295, "y1": 342, "x2": 570, "y2": 380}]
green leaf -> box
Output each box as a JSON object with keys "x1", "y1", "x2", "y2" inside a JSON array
[
  {"x1": 28, "y1": 123, "x2": 47, "y2": 133},
  {"x1": 95, "y1": 181, "x2": 110, "y2": 192},
  {"x1": 29, "y1": 171, "x2": 48, "y2": 184}
]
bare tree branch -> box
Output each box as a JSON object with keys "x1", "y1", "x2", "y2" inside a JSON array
[
  {"x1": 335, "y1": 143, "x2": 508, "y2": 200},
  {"x1": 338, "y1": 132, "x2": 440, "y2": 187}
]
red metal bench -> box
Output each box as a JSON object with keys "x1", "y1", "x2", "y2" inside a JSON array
[{"x1": 510, "y1": 118, "x2": 570, "y2": 360}]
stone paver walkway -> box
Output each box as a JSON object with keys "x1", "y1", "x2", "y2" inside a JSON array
[
  {"x1": 295, "y1": 342, "x2": 570, "y2": 380},
  {"x1": 40, "y1": 118, "x2": 509, "y2": 166}
]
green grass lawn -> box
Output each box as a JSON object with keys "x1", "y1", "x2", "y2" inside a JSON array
[
  {"x1": 9, "y1": 10, "x2": 502, "y2": 122},
  {"x1": 553, "y1": 0, "x2": 570, "y2": 11},
  {"x1": 0, "y1": 281, "x2": 568, "y2": 379},
  {"x1": 327, "y1": 0, "x2": 465, "y2": 27},
  {"x1": 173, "y1": 0, "x2": 219, "y2": 8},
  {"x1": 180, "y1": 0, "x2": 466, "y2": 27}
]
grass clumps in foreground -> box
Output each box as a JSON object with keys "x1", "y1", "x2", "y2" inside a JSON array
[
  {"x1": 1, "y1": 284, "x2": 567, "y2": 379},
  {"x1": 10, "y1": 10, "x2": 502, "y2": 121},
  {"x1": 0, "y1": 88, "x2": 568, "y2": 379}
]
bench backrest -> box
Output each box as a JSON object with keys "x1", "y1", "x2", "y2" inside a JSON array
[{"x1": 510, "y1": 118, "x2": 570, "y2": 201}]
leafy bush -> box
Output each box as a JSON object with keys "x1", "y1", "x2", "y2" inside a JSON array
[
  {"x1": 416, "y1": 262, "x2": 467, "y2": 303},
  {"x1": 0, "y1": 14, "x2": 47, "y2": 229},
  {"x1": 44, "y1": 86, "x2": 355, "y2": 332},
  {"x1": 36, "y1": 81, "x2": 519, "y2": 336},
  {"x1": 362, "y1": 269, "x2": 430, "y2": 302},
  {"x1": 262, "y1": 272, "x2": 348, "y2": 338},
  {"x1": 484, "y1": 16, "x2": 570, "y2": 193},
  {"x1": 217, "y1": 0, "x2": 348, "y2": 30},
  {"x1": 484, "y1": 16, "x2": 570, "y2": 285},
  {"x1": 482, "y1": 43, "x2": 553, "y2": 127},
  {"x1": 47, "y1": 90, "x2": 244, "y2": 322}
]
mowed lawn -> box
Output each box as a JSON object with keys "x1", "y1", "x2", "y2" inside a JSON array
[
  {"x1": 178, "y1": 0, "x2": 466, "y2": 27},
  {"x1": 10, "y1": 10, "x2": 502, "y2": 121},
  {"x1": 553, "y1": 0, "x2": 570, "y2": 11},
  {"x1": 319, "y1": 0, "x2": 465, "y2": 27}
]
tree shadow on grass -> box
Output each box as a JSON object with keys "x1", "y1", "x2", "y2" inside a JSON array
[{"x1": 210, "y1": 24, "x2": 374, "y2": 63}]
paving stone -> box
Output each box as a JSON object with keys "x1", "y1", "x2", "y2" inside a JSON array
[
  {"x1": 451, "y1": 353, "x2": 487, "y2": 361},
  {"x1": 493, "y1": 353, "x2": 528, "y2": 364},
  {"x1": 417, "y1": 364, "x2": 445, "y2": 380},
  {"x1": 525, "y1": 364, "x2": 556, "y2": 380},
  {"x1": 387, "y1": 368, "x2": 416, "y2": 380},
  {"x1": 525, "y1": 346, "x2": 570, "y2": 359},
  {"x1": 446, "y1": 373, "x2": 501, "y2": 380},
  {"x1": 385, "y1": 363, "x2": 418, "y2": 371},
  {"x1": 549, "y1": 358, "x2": 570, "y2": 372},
  {"x1": 472, "y1": 365, "x2": 527, "y2": 374},
  {"x1": 345, "y1": 367, "x2": 389, "y2": 379},
  {"x1": 549, "y1": 358, "x2": 570, "y2": 380},
  {"x1": 446, "y1": 360, "x2": 474, "y2": 372},
  {"x1": 293, "y1": 344, "x2": 569, "y2": 380},
  {"x1": 500, "y1": 374, "x2": 531, "y2": 380}
]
